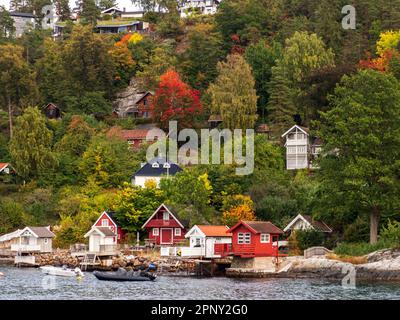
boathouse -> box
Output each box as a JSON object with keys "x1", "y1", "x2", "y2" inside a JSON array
[
  {"x1": 85, "y1": 211, "x2": 126, "y2": 248},
  {"x1": 183, "y1": 225, "x2": 232, "y2": 258},
  {"x1": 227, "y1": 221, "x2": 284, "y2": 258},
  {"x1": 142, "y1": 204, "x2": 187, "y2": 245}
]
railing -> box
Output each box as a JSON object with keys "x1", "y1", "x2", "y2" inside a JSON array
[
  {"x1": 11, "y1": 244, "x2": 41, "y2": 252},
  {"x1": 160, "y1": 246, "x2": 204, "y2": 257},
  {"x1": 304, "y1": 247, "x2": 332, "y2": 259},
  {"x1": 99, "y1": 244, "x2": 118, "y2": 253},
  {"x1": 144, "y1": 220, "x2": 178, "y2": 227},
  {"x1": 181, "y1": 247, "x2": 203, "y2": 257},
  {"x1": 231, "y1": 245, "x2": 255, "y2": 256}
]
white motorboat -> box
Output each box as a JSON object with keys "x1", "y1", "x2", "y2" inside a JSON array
[{"x1": 40, "y1": 266, "x2": 84, "y2": 277}]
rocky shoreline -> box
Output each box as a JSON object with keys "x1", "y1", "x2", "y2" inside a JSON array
[{"x1": 2, "y1": 248, "x2": 400, "y2": 282}]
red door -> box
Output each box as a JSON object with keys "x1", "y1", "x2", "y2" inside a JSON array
[{"x1": 161, "y1": 228, "x2": 173, "y2": 244}]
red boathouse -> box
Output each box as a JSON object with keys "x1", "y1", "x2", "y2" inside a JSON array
[
  {"x1": 227, "y1": 220, "x2": 284, "y2": 258},
  {"x1": 142, "y1": 204, "x2": 187, "y2": 245},
  {"x1": 91, "y1": 211, "x2": 126, "y2": 243}
]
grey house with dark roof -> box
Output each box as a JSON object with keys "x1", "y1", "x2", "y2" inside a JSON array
[
  {"x1": 131, "y1": 157, "x2": 183, "y2": 188},
  {"x1": 9, "y1": 12, "x2": 35, "y2": 37}
]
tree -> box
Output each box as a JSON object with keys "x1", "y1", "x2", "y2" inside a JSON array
[
  {"x1": 317, "y1": 70, "x2": 400, "y2": 244},
  {"x1": 98, "y1": 0, "x2": 117, "y2": 11},
  {"x1": 112, "y1": 182, "x2": 166, "y2": 233},
  {"x1": 54, "y1": 0, "x2": 71, "y2": 21},
  {"x1": 0, "y1": 6, "x2": 15, "y2": 40},
  {"x1": 9, "y1": 107, "x2": 56, "y2": 180},
  {"x1": 0, "y1": 44, "x2": 37, "y2": 138},
  {"x1": 267, "y1": 32, "x2": 335, "y2": 130},
  {"x1": 245, "y1": 40, "x2": 282, "y2": 120},
  {"x1": 208, "y1": 54, "x2": 258, "y2": 130},
  {"x1": 152, "y1": 69, "x2": 203, "y2": 129},
  {"x1": 137, "y1": 46, "x2": 177, "y2": 90},
  {"x1": 79, "y1": 134, "x2": 137, "y2": 188},
  {"x1": 80, "y1": 0, "x2": 100, "y2": 25},
  {"x1": 222, "y1": 195, "x2": 256, "y2": 227},
  {"x1": 180, "y1": 23, "x2": 224, "y2": 91}
]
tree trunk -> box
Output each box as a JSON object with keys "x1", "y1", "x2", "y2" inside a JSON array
[
  {"x1": 370, "y1": 208, "x2": 380, "y2": 244},
  {"x1": 8, "y1": 96, "x2": 13, "y2": 138}
]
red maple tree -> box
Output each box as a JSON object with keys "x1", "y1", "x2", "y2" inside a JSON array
[{"x1": 152, "y1": 69, "x2": 203, "y2": 129}]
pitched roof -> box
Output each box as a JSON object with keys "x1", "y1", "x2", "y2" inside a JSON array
[
  {"x1": 96, "y1": 227, "x2": 117, "y2": 237},
  {"x1": 312, "y1": 137, "x2": 324, "y2": 146},
  {"x1": 27, "y1": 227, "x2": 55, "y2": 238},
  {"x1": 121, "y1": 129, "x2": 151, "y2": 140},
  {"x1": 283, "y1": 214, "x2": 332, "y2": 233},
  {"x1": 228, "y1": 221, "x2": 283, "y2": 235},
  {"x1": 133, "y1": 92, "x2": 153, "y2": 105},
  {"x1": 208, "y1": 115, "x2": 223, "y2": 122},
  {"x1": 281, "y1": 125, "x2": 310, "y2": 137},
  {"x1": 142, "y1": 203, "x2": 187, "y2": 229},
  {"x1": 256, "y1": 124, "x2": 271, "y2": 133},
  {"x1": 301, "y1": 215, "x2": 332, "y2": 232},
  {"x1": 197, "y1": 225, "x2": 232, "y2": 237},
  {"x1": 0, "y1": 163, "x2": 10, "y2": 172},
  {"x1": 9, "y1": 12, "x2": 35, "y2": 18},
  {"x1": 133, "y1": 157, "x2": 183, "y2": 177}
]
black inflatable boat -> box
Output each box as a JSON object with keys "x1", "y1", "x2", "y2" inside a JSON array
[{"x1": 93, "y1": 268, "x2": 157, "y2": 282}]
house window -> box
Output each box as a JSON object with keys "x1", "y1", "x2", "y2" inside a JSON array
[
  {"x1": 238, "y1": 233, "x2": 251, "y2": 244},
  {"x1": 102, "y1": 219, "x2": 109, "y2": 227},
  {"x1": 260, "y1": 234, "x2": 270, "y2": 243},
  {"x1": 143, "y1": 99, "x2": 147, "y2": 106},
  {"x1": 163, "y1": 212, "x2": 169, "y2": 221},
  {"x1": 194, "y1": 238, "x2": 201, "y2": 247},
  {"x1": 152, "y1": 228, "x2": 159, "y2": 236},
  {"x1": 174, "y1": 228, "x2": 181, "y2": 236},
  {"x1": 44, "y1": 238, "x2": 49, "y2": 244}
]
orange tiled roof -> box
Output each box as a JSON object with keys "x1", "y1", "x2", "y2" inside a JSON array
[
  {"x1": 121, "y1": 129, "x2": 151, "y2": 140},
  {"x1": 197, "y1": 225, "x2": 232, "y2": 237},
  {"x1": 0, "y1": 163, "x2": 9, "y2": 171}
]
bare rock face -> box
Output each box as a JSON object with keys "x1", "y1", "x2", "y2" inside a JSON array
[
  {"x1": 113, "y1": 78, "x2": 142, "y2": 117},
  {"x1": 365, "y1": 249, "x2": 400, "y2": 263}
]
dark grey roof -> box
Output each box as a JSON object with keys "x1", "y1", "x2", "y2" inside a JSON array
[
  {"x1": 133, "y1": 157, "x2": 183, "y2": 178},
  {"x1": 9, "y1": 12, "x2": 35, "y2": 18},
  {"x1": 28, "y1": 227, "x2": 55, "y2": 238},
  {"x1": 244, "y1": 221, "x2": 284, "y2": 235},
  {"x1": 302, "y1": 215, "x2": 332, "y2": 233}
]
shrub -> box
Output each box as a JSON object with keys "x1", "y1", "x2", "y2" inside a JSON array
[
  {"x1": 294, "y1": 229, "x2": 326, "y2": 251},
  {"x1": 334, "y1": 241, "x2": 391, "y2": 256},
  {"x1": 380, "y1": 219, "x2": 400, "y2": 245}
]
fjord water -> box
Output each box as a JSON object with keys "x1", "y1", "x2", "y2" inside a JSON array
[{"x1": 0, "y1": 266, "x2": 399, "y2": 300}]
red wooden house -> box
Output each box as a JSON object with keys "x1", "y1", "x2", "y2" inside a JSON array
[
  {"x1": 142, "y1": 204, "x2": 187, "y2": 245},
  {"x1": 91, "y1": 211, "x2": 127, "y2": 243},
  {"x1": 227, "y1": 221, "x2": 284, "y2": 258}
]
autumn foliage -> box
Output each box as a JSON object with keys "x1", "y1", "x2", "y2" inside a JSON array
[
  {"x1": 152, "y1": 69, "x2": 203, "y2": 129},
  {"x1": 222, "y1": 195, "x2": 256, "y2": 227}
]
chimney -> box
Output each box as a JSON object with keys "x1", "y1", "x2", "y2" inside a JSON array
[{"x1": 123, "y1": 7, "x2": 126, "y2": 12}]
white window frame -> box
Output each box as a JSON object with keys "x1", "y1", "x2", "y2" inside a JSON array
[
  {"x1": 260, "y1": 234, "x2": 270, "y2": 243},
  {"x1": 163, "y1": 212, "x2": 169, "y2": 221},
  {"x1": 152, "y1": 228, "x2": 159, "y2": 236},
  {"x1": 238, "y1": 233, "x2": 251, "y2": 244},
  {"x1": 174, "y1": 228, "x2": 181, "y2": 236}
]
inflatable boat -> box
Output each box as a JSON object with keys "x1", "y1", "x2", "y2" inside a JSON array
[{"x1": 93, "y1": 268, "x2": 157, "y2": 282}]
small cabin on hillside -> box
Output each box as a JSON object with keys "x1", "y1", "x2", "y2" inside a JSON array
[
  {"x1": 184, "y1": 225, "x2": 232, "y2": 258},
  {"x1": 84, "y1": 211, "x2": 127, "y2": 253},
  {"x1": 120, "y1": 129, "x2": 157, "y2": 148},
  {"x1": 131, "y1": 157, "x2": 183, "y2": 188},
  {"x1": 227, "y1": 221, "x2": 284, "y2": 258},
  {"x1": 283, "y1": 214, "x2": 332, "y2": 234},
  {"x1": 43, "y1": 103, "x2": 62, "y2": 120},
  {"x1": 142, "y1": 204, "x2": 187, "y2": 245},
  {"x1": 0, "y1": 163, "x2": 16, "y2": 183}
]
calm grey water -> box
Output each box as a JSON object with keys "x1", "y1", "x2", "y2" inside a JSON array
[{"x1": 0, "y1": 266, "x2": 399, "y2": 300}]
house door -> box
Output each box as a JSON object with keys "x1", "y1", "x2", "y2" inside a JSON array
[
  {"x1": 205, "y1": 239, "x2": 215, "y2": 258},
  {"x1": 90, "y1": 235, "x2": 100, "y2": 252},
  {"x1": 161, "y1": 229, "x2": 173, "y2": 244}
]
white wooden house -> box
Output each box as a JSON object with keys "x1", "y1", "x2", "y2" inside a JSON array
[
  {"x1": 9, "y1": 226, "x2": 55, "y2": 253},
  {"x1": 179, "y1": 0, "x2": 220, "y2": 17},
  {"x1": 282, "y1": 125, "x2": 323, "y2": 170},
  {"x1": 84, "y1": 227, "x2": 117, "y2": 253},
  {"x1": 282, "y1": 125, "x2": 310, "y2": 170}
]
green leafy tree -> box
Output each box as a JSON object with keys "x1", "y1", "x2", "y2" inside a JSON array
[
  {"x1": 267, "y1": 32, "x2": 335, "y2": 130},
  {"x1": 0, "y1": 44, "x2": 38, "y2": 137},
  {"x1": 208, "y1": 53, "x2": 258, "y2": 130},
  {"x1": 245, "y1": 40, "x2": 282, "y2": 120},
  {"x1": 9, "y1": 107, "x2": 56, "y2": 180},
  {"x1": 0, "y1": 6, "x2": 15, "y2": 40},
  {"x1": 317, "y1": 70, "x2": 400, "y2": 244}
]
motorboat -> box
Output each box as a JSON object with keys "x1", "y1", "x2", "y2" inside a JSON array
[
  {"x1": 40, "y1": 265, "x2": 84, "y2": 277},
  {"x1": 93, "y1": 268, "x2": 157, "y2": 282}
]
